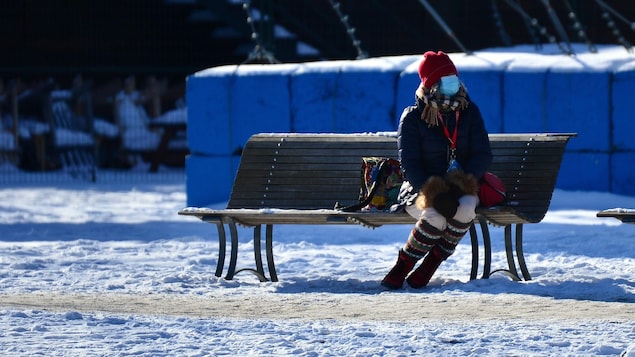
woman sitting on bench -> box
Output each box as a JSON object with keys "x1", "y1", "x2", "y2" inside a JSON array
[{"x1": 381, "y1": 51, "x2": 492, "y2": 290}]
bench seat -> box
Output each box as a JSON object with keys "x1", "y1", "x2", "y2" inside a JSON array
[
  {"x1": 597, "y1": 209, "x2": 635, "y2": 224},
  {"x1": 180, "y1": 132, "x2": 575, "y2": 283}
]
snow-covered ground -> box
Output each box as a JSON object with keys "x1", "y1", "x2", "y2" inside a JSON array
[{"x1": 0, "y1": 168, "x2": 634, "y2": 356}]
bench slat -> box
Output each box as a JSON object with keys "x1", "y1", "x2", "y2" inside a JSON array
[
  {"x1": 233, "y1": 163, "x2": 365, "y2": 172},
  {"x1": 229, "y1": 200, "x2": 359, "y2": 210},
  {"x1": 240, "y1": 154, "x2": 397, "y2": 165}
]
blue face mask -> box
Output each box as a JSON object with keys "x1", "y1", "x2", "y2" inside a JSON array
[{"x1": 439, "y1": 75, "x2": 460, "y2": 96}]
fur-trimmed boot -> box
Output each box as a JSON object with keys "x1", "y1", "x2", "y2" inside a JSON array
[{"x1": 381, "y1": 249, "x2": 417, "y2": 290}]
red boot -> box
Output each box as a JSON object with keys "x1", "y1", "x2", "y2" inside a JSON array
[
  {"x1": 406, "y1": 218, "x2": 472, "y2": 289},
  {"x1": 405, "y1": 245, "x2": 448, "y2": 289},
  {"x1": 381, "y1": 249, "x2": 417, "y2": 290}
]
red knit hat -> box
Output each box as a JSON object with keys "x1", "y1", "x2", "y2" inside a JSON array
[{"x1": 417, "y1": 51, "x2": 458, "y2": 88}]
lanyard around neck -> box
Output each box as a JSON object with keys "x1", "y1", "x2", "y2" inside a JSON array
[{"x1": 437, "y1": 111, "x2": 460, "y2": 150}]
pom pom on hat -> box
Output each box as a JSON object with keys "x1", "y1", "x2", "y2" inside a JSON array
[{"x1": 417, "y1": 51, "x2": 458, "y2": 88}]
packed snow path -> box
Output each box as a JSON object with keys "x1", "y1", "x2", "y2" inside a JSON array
[{"x1": 1, "y1": 291, "x2": 633, "y2": 322}]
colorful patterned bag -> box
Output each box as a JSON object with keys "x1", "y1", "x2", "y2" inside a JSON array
[{"x1": 336, "y1": 157, "x2": 403, "y2": 212}]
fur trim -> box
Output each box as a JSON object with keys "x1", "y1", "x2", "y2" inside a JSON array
[
  {"x1": 416, "y1": 176, "x2": 449, "y2": 209},
  {"x1": 415, "y1": 170, "x2": 478, "y2": 209},
  {"x1": 446, "y1": 170, "x2": 479, "y2": 196}
]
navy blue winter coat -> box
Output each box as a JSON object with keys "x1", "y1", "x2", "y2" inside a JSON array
[{"x1": 397, "y1": 100, "x2": 492, "y2": 193}]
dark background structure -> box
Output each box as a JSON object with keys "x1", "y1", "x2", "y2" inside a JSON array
[
  {"x1": 1, "y1": 0, "x2": 634, "y2": 182},
  {"x1": 2, "y1": 0, "x2": 635, "y2": 84}
]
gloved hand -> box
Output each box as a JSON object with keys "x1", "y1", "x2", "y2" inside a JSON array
[
  {"x1": 398, "y1": 181, "x2": 418, "y2": 207},
  {"x1": 447, "y1": 182, "x2": 464, "y2": 201},
  {"x1": 432, "y1": 191, "x2": 459, "y2": 219}
]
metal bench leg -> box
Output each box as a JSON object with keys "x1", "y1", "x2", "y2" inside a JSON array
[
  {"x1": 225, "y1": 218, "x2": 239, "y2": 280},
  {"x1": 214, "y1": 221, "x2": 226, "y2": 278},
  {"x1": 265, "y1": 224, "x2": 278, "y2": 282},
  {"x1": 200, "y1": 218, "x2": 276, "y2": 282},
  {"x1": 225, "y1": 223, "x2": 270, "y2": 282},
  {"x1": 469, "y1": 224, "x2": 479, "y2": 280},
  {"x1": 515, "y1": 224, "x2": 532, "y2": 281},
  {"x1": 479, "y1": 223, "x2": 526, "y2": 281},
  {"x1": 249, "y1": 225, "x2": 268, "y2": 282},
  {"x1": 478, "y1": 216, "x2": 492, "y2": 279},
  {"x1": 468, "y1": 216, "x2": 493, "y2": 280},
  {"x1": 202, "y1": 216, "x2": 228, "y2": 278},
  {"x1": 504, "y1": 225, "x2": 521, "y2": 281},
  {"x1": 465, "y1": 217, "x2": 532, "y2": 282}
]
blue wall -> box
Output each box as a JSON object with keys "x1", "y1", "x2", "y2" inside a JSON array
[{"x1": 185, "y1": 50, "x2": 635, "y2": 206}]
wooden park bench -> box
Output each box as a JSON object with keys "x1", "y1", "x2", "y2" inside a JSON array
[
  {"x1": 597, "y1": 209, "x2": 635, "y2": 224},
  {"x1": 179, "y1": 132, "x2": 576, "y2": 283}
]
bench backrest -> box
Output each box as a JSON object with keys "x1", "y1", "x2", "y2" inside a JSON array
[
  {"x1": 484, "y1": 133, "x2": 574, "y2": 224},
  {"x1": 228, "y1": 133, "x2": 396, "y2": 210},
  {"x1": 228, "y1": 133, "x2": 574, "y2": 224}
]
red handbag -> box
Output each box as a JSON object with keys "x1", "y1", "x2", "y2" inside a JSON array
[
  {"x1": 437, "y1": 113, "x2": 506, "y2": 207},
  {"x1": 479, "y1": 172, "x2": 506, "y2": 207}
]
